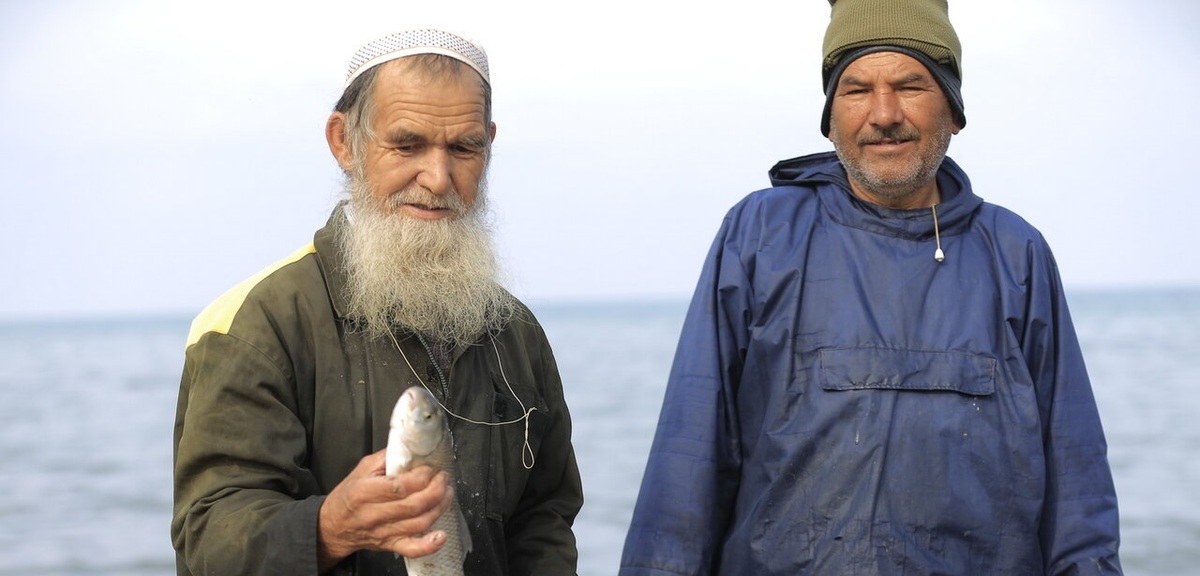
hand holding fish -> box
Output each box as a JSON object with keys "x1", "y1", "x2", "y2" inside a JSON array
[
  {"x1": 316, "y1": 449, "x2": 455, "y2": 572},
  {"x1": 385, "y1": 385, "x2": 473, "y2": 576}
]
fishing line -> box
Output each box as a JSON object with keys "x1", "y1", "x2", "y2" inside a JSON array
[{"x1": 389, "y1": 331, "x2": 537, "y2": 470}]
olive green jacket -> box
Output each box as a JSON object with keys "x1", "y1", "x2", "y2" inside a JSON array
[{"x1": 172, "y1": 206, "x2": 582, "y2": 575}]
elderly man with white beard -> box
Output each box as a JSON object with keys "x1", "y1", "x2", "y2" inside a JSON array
[{"x1": 171, "y1": 30, "x2": 583, "y2": 576}]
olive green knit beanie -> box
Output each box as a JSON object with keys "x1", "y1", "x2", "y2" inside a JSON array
[
  {"x1": 820, "y1": 0, "x2": 966, "y2": 136},
  {"x1": 823, "y1": 0, "x2": 962, "y2": 84}
]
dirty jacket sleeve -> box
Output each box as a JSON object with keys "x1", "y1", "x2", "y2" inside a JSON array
[
  {"x1": 1022, "y1": 246, "x2": 1122, "y2": 575},
  {"x1": 173, "y1": 322, "x2": 326, "y2": 575},
  {"x1": 619, "y1": 212, "x2": 748, "y2": 576}
]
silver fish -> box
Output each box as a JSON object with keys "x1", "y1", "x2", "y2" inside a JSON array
[{"x1": 386, "y1": 385, "x2": 472, "y2": 576}]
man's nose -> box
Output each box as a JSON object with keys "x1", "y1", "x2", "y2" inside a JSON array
[
  {"x1": 415, "y1": 148, "x2": 452, "y2": 194},
  {"x1": 867, "y1": 90, "x2": 904, "y2": 128}
]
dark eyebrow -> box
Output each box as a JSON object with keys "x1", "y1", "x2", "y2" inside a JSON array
[
  {"x1": 455, "y1": 132, "x2": 489, "y2": 149},
  {"x1": 380, "y1": 129, "x2": 487, "y2": 149},
  {"x1": 894, "y1": 72, "x2": 932, "y2": 85},
  {"x1": 838, "y1": 75, "x2": 871, "y2": 88},
  {"x1": 382, "y1": 130, "x2": 427, "y2": 146},
  {"x1": 839, "y1": 72, "x2": 933, "y2": 88}
]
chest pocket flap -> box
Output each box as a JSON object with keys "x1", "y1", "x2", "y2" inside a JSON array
[{"x1": 818, "y1": 347, "x2": 996, "y2": 396}]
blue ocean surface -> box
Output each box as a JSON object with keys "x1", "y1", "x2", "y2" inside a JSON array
[{"x1": 0, "y1": 289, "x2": 1196, "y2": 575}]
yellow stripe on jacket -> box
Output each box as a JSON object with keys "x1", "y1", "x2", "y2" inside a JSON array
[{"x1": 186, "y1": 242, "x2": 317, "y2": 347}]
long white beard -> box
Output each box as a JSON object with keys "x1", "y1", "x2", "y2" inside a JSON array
[{"x1": 335, "y1": 177, "x2": 516, "y2": 345}]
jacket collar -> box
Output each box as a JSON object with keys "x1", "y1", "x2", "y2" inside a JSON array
[
  {"x1": 314, "y1": 201, "x2": 353, "y2": 320},
  {"x1": 768, "y1": 151, "x2": 983, "y2": 241}
]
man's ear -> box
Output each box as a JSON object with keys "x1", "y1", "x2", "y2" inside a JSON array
[
  {"x1": 488, "y1": 121, "x2": 497, "y2": 144},
  {"x1": 326, "y1": 112, "x2": 354, "y2": 172}
]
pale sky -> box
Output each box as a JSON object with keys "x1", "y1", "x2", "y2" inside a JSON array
[{"x1": 2, "y1": 0, "x2": 1198, "y2": 321}]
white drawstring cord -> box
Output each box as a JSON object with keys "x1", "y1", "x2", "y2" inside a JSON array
[{"x1": 932, "y1": 204, "x2": 945, "y2": 262}]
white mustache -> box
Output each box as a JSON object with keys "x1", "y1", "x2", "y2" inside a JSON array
[{"x1": 387, "y1": 186, "x2": 467, "y2": 214}]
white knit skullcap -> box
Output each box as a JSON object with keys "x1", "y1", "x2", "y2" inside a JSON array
[{"x1": 343, "y1": 29, "x2": 490, "y2": 89}]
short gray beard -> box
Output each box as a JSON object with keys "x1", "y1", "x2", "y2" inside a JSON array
[
  {"x1": 335, "y1": 175, "x2": 516, "y2": 345},
  {"x1": 832, "y1": 114, "x2": 953, "y2": 207}
]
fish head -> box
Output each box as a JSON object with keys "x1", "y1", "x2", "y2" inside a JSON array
[{"x1": 390, "y1": 385, "x2": 448, "y2": 457}]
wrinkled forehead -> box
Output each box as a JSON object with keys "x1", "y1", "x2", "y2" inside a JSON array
[{"x1": 369, "y1": 57, "x2": 489, "y2": 123}]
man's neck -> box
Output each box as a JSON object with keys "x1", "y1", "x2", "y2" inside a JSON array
[{"x1": 848, "y1": 178, "x2": 941, "y2": 210}]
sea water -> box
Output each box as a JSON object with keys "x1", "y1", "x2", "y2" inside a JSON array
[{"x1": 0, "y1": 290, "x2": 1196, "y2": 574}]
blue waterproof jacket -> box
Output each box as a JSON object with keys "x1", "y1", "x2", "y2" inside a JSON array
[{"x1": 620, "y1": 152, "x2": 1121, "y2": 575}]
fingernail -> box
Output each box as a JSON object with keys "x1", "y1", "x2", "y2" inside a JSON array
[{"x1": 429, "y1": 531, "x2": 445, "y2": 544}]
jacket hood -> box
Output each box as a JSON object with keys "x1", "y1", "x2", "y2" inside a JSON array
[{"x1": 767, "y1": 151, "x2": 983, "y2": 242}]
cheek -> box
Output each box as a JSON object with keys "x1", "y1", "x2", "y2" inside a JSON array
[
  {"x1": 828, "y1": 122, "x2": 856, "y2": 151},
  {"x1": 910, "y1": 101, "x2": 953, "y2": 131},
  {"x1": 830, "y1": 102, "x2": 867, "y2": 127},
  {"x1": 452, "y1": 162, "x2": 486, "y2": 193},
  {"x1": 366, "y1": 157, "x2": 418, "y2": 190},
  {"x1": 455, "y1": 181, "x2": 480, "y2": 208},
  {"x1": 828, "y1": 110, "x2": 864, "y2": 143}
]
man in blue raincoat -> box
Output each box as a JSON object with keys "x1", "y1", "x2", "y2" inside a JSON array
[{"x1": 619, "y1": 1, "x2": 1122, "y2": 574}]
